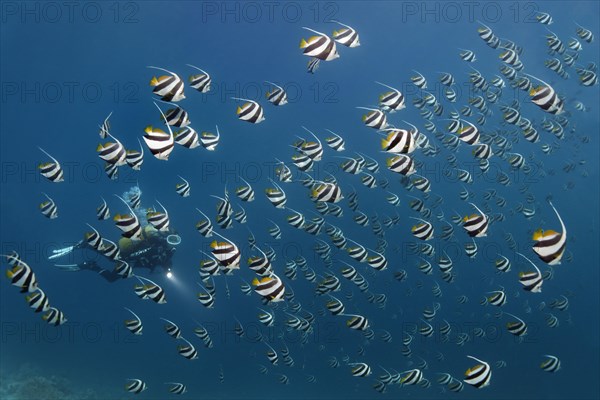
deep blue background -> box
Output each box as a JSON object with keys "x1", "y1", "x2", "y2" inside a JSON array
[{"x1": 1, "y1": 1, "x2": 599, "y2": 399}]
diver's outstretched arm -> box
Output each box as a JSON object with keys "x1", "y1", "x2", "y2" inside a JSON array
[{"x1": 48, "y1": 240, "x2": 85, "y2": 260}]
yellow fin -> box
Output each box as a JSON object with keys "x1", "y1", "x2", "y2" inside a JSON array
[
  {"x1": 381, "y1": 136, "x2": 391, "y2": 149},
  {"x1": 542, "y1": 229, "x2": 558, "y2": 237}
]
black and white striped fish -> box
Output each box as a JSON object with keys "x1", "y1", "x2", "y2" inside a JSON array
[
  {"x1": 99, "y1": 238, "x2": 120, "y2": 260},
  {"x1": 265, "y1": 81, "x2": 287, "y2": 106},
  {"x1": 477, "y1": 22, "x2": 499, "y2": 48},
  {"x1": 113, "y1": 195, "x2": 142, "y2": 241},
  {"x1": 286, "y1": 207, "x2": 305, "y2": 229},
  {"x1": 146, "y1": 201, "x2": 170, "y2": 232},
  {"x1": 462, "y1": 203, "x2": 488, "y2": 237},
  {"x1": 350, "y1": 363, "x2": 371, "y2": 377},
  {"x1": 201, "y1": 126, "x2": 220, "y2": 151},
  {"x1": 248, "y1": 246, "x2": 273, "y2": 276},
  {"x1": 536, "y1": 12, "x2": 553, "y2": 25},
  {"x1": 331, "y1": 20, "x2": 360, "y2": 47},
  {"x1": 187, "y1": 64, "x2": 211, "y2": 93},
  {"x1": 135, "y1": 275, "x2": 167, "y2": 304},
  {"x1": 197, "y1": 282, "x2": 215, "y2": 308},
  {"x1": 123, "y1": 307, "x2": 143, "y2": 335},
  {"x1": 381, "y1": 128, "x2": 416, "y2": 154},
  {"x1": 575, "y1": 23, "x2": 594, "y2": 43},
  {"x1": 195, "y1": 209, "x2": 213, "y2": 237},
  {"x1": 577, "y1": 68, "x2": 598, "y2": 86},
  {"x1": 174, "y1": 126, "x2": 200, "y2": 149},
  {"x1": 456, "y1": 120, "x2": 480, "y2": 145},
  {"x1": 143, "y1": 103, "x2": 175, "y2": 161},
  {"x1": 4, "y1": 254, "x2": 37, "y2": 293},
  {"x1": 400, "y1": 369, "x2": 423, "y2": 385},
  {"x1": 83, "y1": 223, "x2": 103, "y2": 250},
  {"x1": 326, "y1": 295, "x2": 345, "y2": 315},
  {"x1": 540, "y1": 355, "x2": 561, "y2": 372},
  {"x1": 532, "y1": 201, "x2": 566, "y2": 265},
  {"x1": 125, "y1": 379, "x2": 147, "y2": 394},
  {"x1": 344, "y1": 314, "x2": 369, "y2": 330},
  {"x1": 439, "y1": 71, "x2": 455, "y2": 86},
  {"x1": 487, "y1": 288, "x2": 507, "y2": 306},
  {"x1": 357, "y1": 107, "x2": 388, "y2": 129},
  {"x1": 26, "y1": 288, "x2": 49, "y2": 313},
  {"x1": 411, "y1": 218, "x2": 434, "y2": 240},
  {"x1": 312, "y1": 181, "x2": 343, "y2": 203},
  {"x1": 411, "y1": 70, "x2": 427, "y2": 89},
  {"x1": 307, "y1": 57, "x2": 320, "y2": 73},
  {"x1": 162, "y1": 103, "x2": 190, "y2": 127},
  {"x1": 39, "y1": 193, "x2": 58, "y2": 219},
  {"x1": 459, "y1": 48, "x2": 476, "y2": 62},
  {"x1": 252, "y1": 274, "x2": 285, "y2": 302},
  {"x1": 464, "y1": 356, "x2": 491, "y2": 388},
  {"x1": 125, "y1": 139, "x2": 144, "y2": 170},
  {"x1": 210, "y1": 232, "x2": 240, "y2": 269},
  {"x1": 232, "y1": 97, "x2": 265, "y2": 124},
  {"x1": 38, "y1": 147, "x2": 64, "y2": 182},
  {"x1": 148, "y1": 66, "x2": 185, "y2": 102},
  {"x1": 175, "y1": 176, "x2": 191, "y2": 197},
  {"x1": 504, "y1": 312, "x2": 528, "y2": 336},
  {"x1": 257, "y1": 307, "x2": 274, "y2": 326},
  {"x1": 178, "y1": 337, "x2": 198, "y2": 360},
  {"x1": 43, "y1": 307, "x2": 67, "y2": 326},
  {"x1": 376, "y1": 82, "x2": 405, "y2": 112},
  {"x1": 494, "y1": 255, "x2": 511, "y2": 272},
  {"x1": 527, "y1": 74, "x2": 564, "y2": 114},
  {"x1": 114, "y1": 260, "x2": 132, "y2": 278},
  {"x1": 517, "y1": 252, "x2": 544, "y2": 293},
  {"x1": 235, "y1": 177, "x2": 255, "y2": 202},
  {"x1": 387, "y1": 155, "x2": 416, "y2": 175},
  {"x1": 300, "y1": 27, "x2": 339, "y2": 61},
  {"x1": 194, "y1": 322, "x2": 214, "y2": 348},
  {"x1": 265, "y1": 179, "x2": 287, "y2": 208},
  {"x1": 165, "y1": 382, "x2": 187, "y2": 395}
]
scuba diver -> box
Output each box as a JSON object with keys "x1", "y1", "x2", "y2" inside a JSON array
[{"x1": 49, "y1": 187, "x2": 181, "y2": 282}]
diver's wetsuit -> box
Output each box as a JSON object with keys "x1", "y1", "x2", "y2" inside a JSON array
[
  {"x1": 125, "y1": 234, "x2": 176, "y2": 272},
  {"x1": 67, "y1": 228, "x2": 177, "y2": 283}
]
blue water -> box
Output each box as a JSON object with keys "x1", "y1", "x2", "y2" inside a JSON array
[{"x1": 1, "y1": 1, "x2": 599, "y2": 399}]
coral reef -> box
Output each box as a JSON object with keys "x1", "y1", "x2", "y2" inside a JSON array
[{"x1": 0, "y1": 364, "x2": 99, "y2": 400}]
